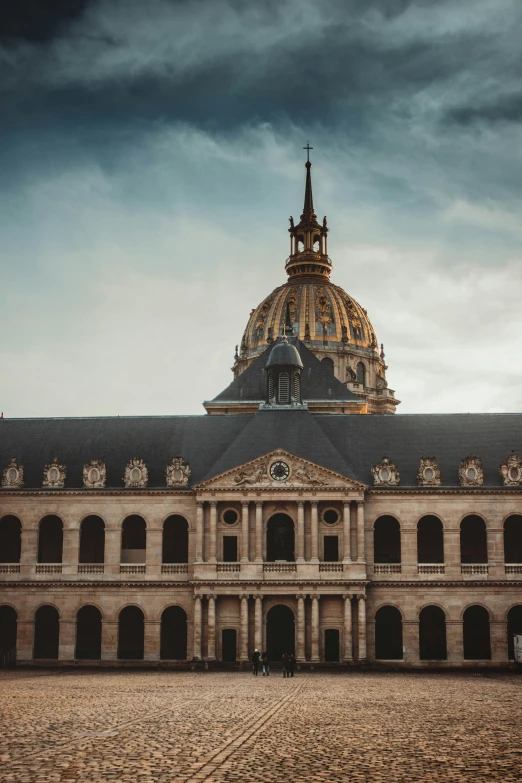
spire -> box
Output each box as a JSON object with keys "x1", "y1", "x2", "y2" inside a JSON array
[{"x1": 286, "y1": 146, "x2": 331, "y2": 281}]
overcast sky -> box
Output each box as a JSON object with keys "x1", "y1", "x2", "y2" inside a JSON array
[{"x1": 1, "y1": 0, "x2": 521, "y2": 418}]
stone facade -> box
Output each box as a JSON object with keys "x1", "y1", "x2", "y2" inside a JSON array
[{"x1": 1, "y1": 450, "x2": 521, "y2": 667}]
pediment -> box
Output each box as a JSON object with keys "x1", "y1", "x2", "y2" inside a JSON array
[{"x1": 195, "y1": 450, "x2": 366, "y2": 491}]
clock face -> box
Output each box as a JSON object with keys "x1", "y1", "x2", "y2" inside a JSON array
[{"x1": 270, "y1": 460, "x2": 290, "y2": 482}]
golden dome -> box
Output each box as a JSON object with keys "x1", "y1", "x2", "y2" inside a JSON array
[{"x1": 239, "y1": 279, "x2": 378, "y2": 363}]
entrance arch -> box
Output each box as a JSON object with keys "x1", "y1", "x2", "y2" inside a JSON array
[
  {"x1": 375, "y1": 605, "x2": 403, "y2": 660},
  {"x1": 419, "y1": 605, "x2": 447, "y2": 660},
  {"x1": 118, "y1": 606, "x2": 144, "y2": 659},
  {"x1": 266, "y1": 514, "x2": 295, "y2": 562},
  {"x1": 266, "y1": 605, "x2": 295, "y2": 662},
  {"x1": 34, "y1": 605, "x2": 59, "y2": 659},
  {"x1": 160, "y1": 606, "x2": 187, "y2": 659},
  {"x1": 75, "y1": 605, "x2": 102, "y2": 659},
  {"x1": 463, "y1": 605, "x2": 491, "y2": 660},
  {"x1": 0, "y1": 606, "x2": 17, "y2": 658}
]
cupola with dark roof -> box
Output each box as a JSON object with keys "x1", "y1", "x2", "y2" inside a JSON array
[{"x1": 263, "y1": 335, "x2": 304, "y2": 409}]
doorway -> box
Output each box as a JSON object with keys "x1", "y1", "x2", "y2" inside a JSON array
[
  {"x1": 266, "y1": 605, "x2": 295, "y2": 662},
  {"x1": 324, "y1": 629, "x2": 340, "y2": 661},
  {"x1": 222, "y1": 629, "x2": 237, "y2": 661},
  {"x1": 266, "y1": 514, "x2": 295, "y2": 561}
]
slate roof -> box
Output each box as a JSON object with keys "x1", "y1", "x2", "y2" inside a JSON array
[
  {"x1": 1, "y1": 411, "x2": 521, "y2": 490},
  {"x1": 208, "y1": 338, "x2": 360, "y2": 404}
]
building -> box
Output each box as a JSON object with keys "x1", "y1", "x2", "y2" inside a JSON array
[{"x1": 1, "y1": 156, "x2": 522, "y2": 668}]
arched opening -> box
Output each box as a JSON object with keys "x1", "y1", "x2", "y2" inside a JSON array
[
  {"x1": 121, "y1": 516, "x2": 146, "y2": 563},
  {"x1": 356, "y1": 362, "x2": 366, "y2": 385},
  {"x1": 75, "y1": 605, "x2": 102, "y2": 659},
  {"x1": 118, "y1": 606, "x2": 144, "y2": 659},
  {"x1": 374, "y1": 516, "x2": 401, "y2": 563},
  {"x1": 419, "y1": 605, "x2": 447, "y2": 660},
  {"x1": 34, "y1": 605, "x2": 59, "y2": 659},
  {"x1": 375, "y1": 606, "x2": 403, "y2": 659},
  {"x1": 321, "y1": 357, "x2": 334, "y2": 375},
  {"x1": 222, "y1": 629, "x2": 237, "y2": 661},
  {"x1": 324, "y1": 629, "x2": 340, "y2": 662},
  {"x1": 0, "y1": 606, "x2": 17, "y2": 658},
  {"x1": 160, "y1": 606, "x2": 187, "y2": 659},
  {"x1": 463, "y1": 605, "x2": 491, "y2": 660},
  {"x1": 162, "y1": 516, "x2": 188, "y2": 563},
  {"x1": 507, "y1": 605, "x2": 522, "y2": 659},
  {"x1": 460, "y1": 515, "x2": 488, "y2": 563},
  {"x1": 266, "y1": 514, "x2": 295, "y2": 562},
  {"x1": 79, "y1": 516, "x2": 105, "y2": 563},
  {"x1": 417, "y1": 516, "x2": 444, "y2": 563},
  {"x1": 0, "y1": 516, "x2": 21, "y2": 563},
  {"x1": 504, "y1": 515, "x2": 522, "y2": 563},
  {"x1": 266, "y1": 605, "x2": 295, "y2": 662},
  {"x1": 38, "y1": 516, "x2": 63, "y2": 563}
]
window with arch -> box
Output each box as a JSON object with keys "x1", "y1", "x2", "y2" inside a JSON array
[
  {"x1": 162, "y1": 516, "x2": 188, "y2": 563},
  {"x1": 0, "y1": 516, "x2": 21, "y2": 563},
  {"x1": 266, "y1": 514, "x2": 295, "y2": 562},
  {"x1": 417, "y1": 516, "x2": 444, "y2": 563},
  {"x1": 356, "y1": 362, "x2": 366, "y2": 385},
  {"x1": 374, "y1": 516, "x2": 401, "y2": 563},
  {"x1": 504, "y1": 515, "x2": 522, "y2": 563},
  {"x1": 419, "y1": 605, "x2": 447, "y2": 660},
  {"x1": 460, "y1": 515, "x2": 487, "y2": 563},
  {"x1": 375, "y1": 606, "x2": 403, "y2": 659},
  {"x1": 121, "y1": 516, "x2": 146, "y2": 563},
  {"x1": 38, "y1": 516, "x2": 63, "y2": 563},
  {"x1": 463, "y1": 605, "x2": 491, "y2": 660},
  {"x1": 321, "y1": 357, "x2": 334, "y2": 375},
  {"x1": 79, "y1": 516, "x2": 105, "y2": 564}
]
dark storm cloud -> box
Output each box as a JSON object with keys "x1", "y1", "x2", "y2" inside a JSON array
[
  {"x1": 0, "y1": 0, "x2": 90, "y2": 43},
  {"x1": 447, "y1": 94, "x2": 522, "y2": 126}
]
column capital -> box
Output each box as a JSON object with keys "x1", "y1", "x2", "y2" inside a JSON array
[
  {"x1": 205, "y1": 594, "x2": 216, "y2": 602},
  {"x1": 239, "y1": 593, "x2": 250, "y2": 600},
  {"x1": 357, "y1": 500, "x2": 364, "y2": 508},
  {"x1": 241, "y1": 500, "x2": 249, "y2": 507},
  {"x1": 343, "y1": 500, "x2": 350, "y2": 507},
  {"x1": 310, "y1": 500, "x2": 318, "y2": 508},
  {"x1": 297, "y1": 500, "x2": 305, "y2": 508},
  {"x1": 311, "y1": 593, "x2": 320, "y2": 601},
  {"x1": 296, "y1": 594, "x2": 305, "y2": 601},
  {"x1": 255, "y1": 500, "x2": 263, "y2": 508},
  {"x1": 356, "y1": 593, "x2": 366, "y2": 601},
  {"x1": 194, "y1": 593, "x2": 203, "y2": 601},
  {"x1": 209, "y1": 500, "x2": 218, "y2": 508},
  {"x1": 256, "y1": 594, "x2": 264, "y2": 601},
  {"x1": 342, "y1": 593, "x2": 353, "y2": 600},
  {"x1": 196, "y1": 500, "x2": 204, "y2": 508}
]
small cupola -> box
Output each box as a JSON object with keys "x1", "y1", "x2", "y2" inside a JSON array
[{"x1": 262, "y1": 336, "x2": 305, "y2": 409}]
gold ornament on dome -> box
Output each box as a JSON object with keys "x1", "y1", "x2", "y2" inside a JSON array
[
  {"x1": 1, "y1": 458, "x2": 24, "y2": 489},
  {"x1": 458, "y1": 456, "x2": 483, "y2": 487},
  {"x1": 315, "y1": 287, "x2": 332, "y2": 325},
  {"x1": 83, "y1": 459, "x2": 106, "y2": 488},
  {"x1": 371, "y1": 457, "x2": 400, "y2": 486},
  {"x1": 417, "y1": 457, "x2": 441, "y2": 487},
  {"x1": 43, "y1": 458, "x2": 66, "y2": 489},
  {"x1": 123, "y1": 458, "x2": 148, "y2": 488},
  {"x1": 166, "y1": 457, "x2": 191, "y2": 487},
  {"x1": 499, "y1": 451, "x2": 522, "y2": 486}
]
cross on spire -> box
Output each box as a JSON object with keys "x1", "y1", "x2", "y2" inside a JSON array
[{"x1": 303, "y1": 142, "x2": 313, "y2": 162}]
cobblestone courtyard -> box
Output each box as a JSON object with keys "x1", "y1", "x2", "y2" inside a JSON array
[{"x1": 1, "y1": 670, "x2": 522, "y2": 783}]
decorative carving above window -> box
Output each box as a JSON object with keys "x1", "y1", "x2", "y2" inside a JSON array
[
  {"x1": 166, "y1": 457, "x2": 191, "y2": 487},
  {"x1": 1, "y1": 458, "x2": 24, "y2": 489},
  {"x1": 499, "y1": 451, "x2": 522, "y2": 486},
  {"x1": 459, "y1": 455, "x2": 483, "y2": 487},
  {"x1": 43, "y1": 458, "x2": 66, "y2": 489},
  {"x1": 83, "y1": 459, "x2": 106, "y2": 488},
  {"x1": 371, "y1": 457, "x2": 399, "y2": 487},
  {"x1": 123, "y1": 458, "x2": 148, "y2": 488},
  {"x1": 417, "y1": 457, "x2": 441, "y2": 487}
]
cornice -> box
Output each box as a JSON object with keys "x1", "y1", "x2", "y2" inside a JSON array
[
  {"x1": 370, "y1": 580, "x2": 522, "y2": 588},
  {"x1": 368, "y1": 487, "x2": 522, "y2": 496},
  {"x1": 3, "y1": 579, "x2": 521, "y2": 589},
  {"x1": 0, "y1": 489, "x2": 194, "y2": 497}
]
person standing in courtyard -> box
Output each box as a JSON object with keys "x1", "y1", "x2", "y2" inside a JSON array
[
  {"x1": 288, "y1": 652, "x2": 296, "y2": 677},
  {"x1": 282, "y1": 651, "x2": 290, "y2": 677},
  {"x1": 251, "y1": 648, "x2": 261, "y2": 675},
  {"x1": 261, "y1": 650, "x2": 270, "y2": 676}
]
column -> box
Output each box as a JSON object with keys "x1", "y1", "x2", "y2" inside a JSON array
[
  {"x1": 209, "y1": 502, "x2": 217, "y2": 563},
  {"x1": 240, "y1": 595, "x2": 249, "y2": 660},
  {"x1": 297, "y1": 596, "x2": 305, "y2": 660},
  {"x1": 310, "y1": 502, "x2": 319, "y2": 563},
  {"x1": 104, "y1": 525, "x2": 121, "y2": 576},
  {"x1": 296, "y1": 502, "x2": 305, "y2": 563},
  {"x1": 16, "y1": 620, "x2": 34, "y2": 662},
  {"x1": 255, "y1": 502, "x2": 263, "y2": 563},
  {"x1": 20, "y1": 526, "x2": 38, "y2": 576},
  {"x1": 193, "y1": 595, "x2": 202, "y2": 660},
  {"x1": 254, "y1": 595, "x2": 263, "y2": 651},
  {"x1": 357, "y1": 594, "x2": 367, "y2": 661},
  {"x1": 58, "y1": 619, "x2": 75, "y2": 661},
  {"x1": 144, "y1": 621, "x2": 161, "y2": 662},
  {"x1": 146, "y1": 526, "x2": 162, "y2": 574},
  {"x1": 357, "y1": 502, "x2": 366, "y2": 562},
  {"x1": 101, "y1": 620, "x2": 118, "y2": 661},
  {"x1": 311, "y1": 595, "x2": 320, "y2": 661},
  {"x1": 342, "y1": 502, "x2": 351, "y2": 562},
  {"x1": 241, "y1": 502, "x2": 249, "y2": 562},
  {"x1": 207, "y1": 595, "x2": 216, "y2": 660},
  {"x1": 491, "y1": 620, "x2": 508, "y2": 663},
  {"x1": 62, "y1": 525, "x2": 80, "y2": 572},
  {"x1": 402, "y1": 621, "x2": 417, "y2": 664},
  {"x1": 195, "y1": 503, "x2": 204, "y2": 563},
  {"x1": 343, "y1": 594, "x2": 353, "y2": 661}
]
